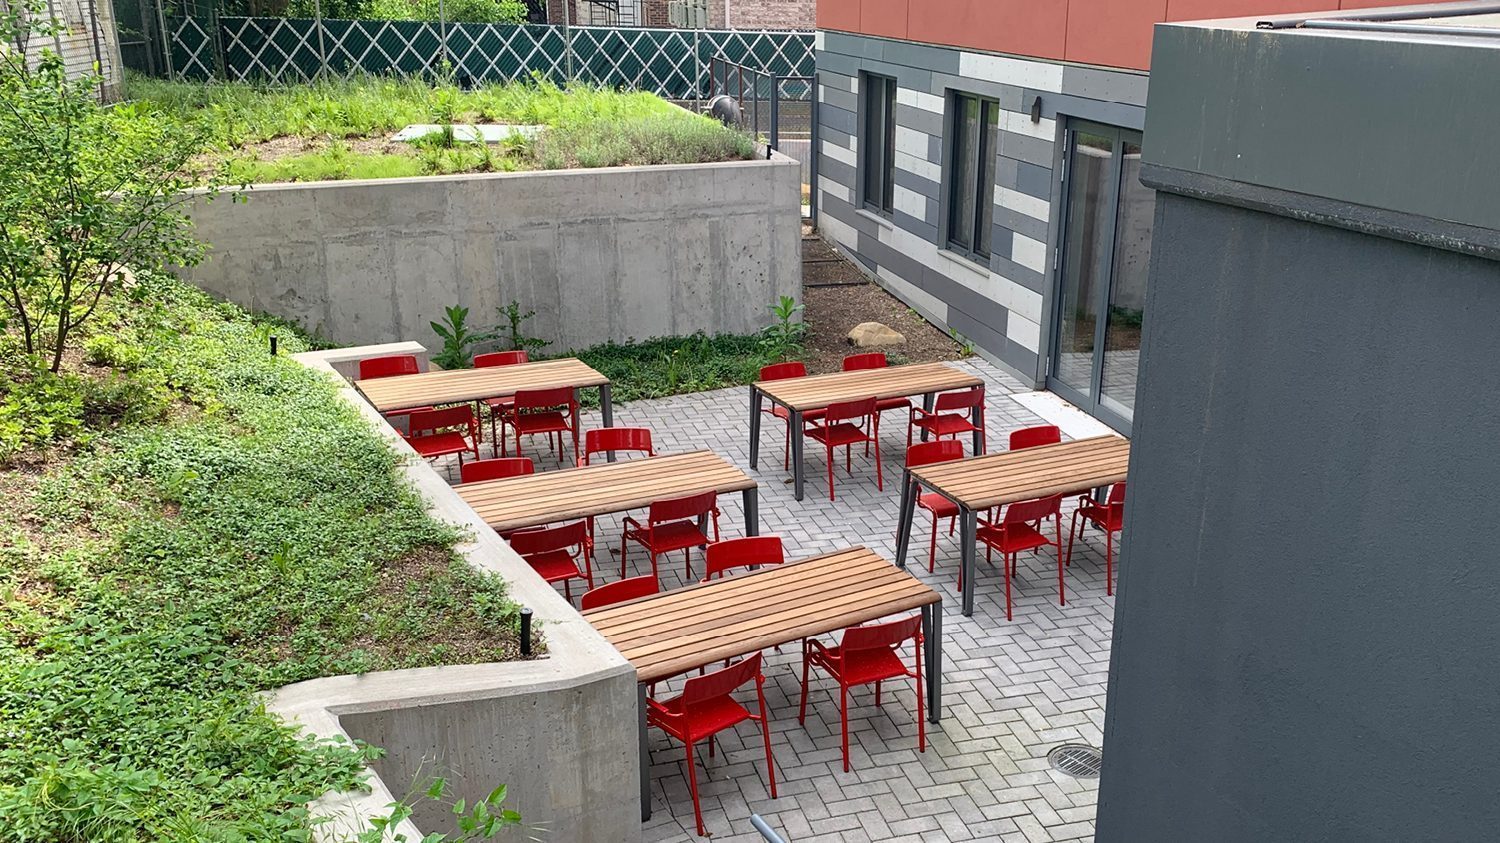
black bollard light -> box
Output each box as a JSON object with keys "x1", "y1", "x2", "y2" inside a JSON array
[
  {"x1": 269, "y1": 335, "x2": 278, "y2": 356},
  {"x1": 520, "y1": 607, "x2": 533, "y2": 657}
]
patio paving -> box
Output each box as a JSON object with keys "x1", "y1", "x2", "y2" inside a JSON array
[{"x1": 433, "y1": 357, "x2": 1112, "y2": 842}]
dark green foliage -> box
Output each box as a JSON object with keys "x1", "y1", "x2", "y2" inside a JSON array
[{"x1": 572, "y1": 332, "x2": 775, "y2": 404}]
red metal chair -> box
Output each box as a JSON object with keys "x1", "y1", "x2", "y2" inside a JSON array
[
  {"x1": 1009, "y1": 424, "x2": 1061, "y2": 451},
  {"x1": 458, "y1": 456, "x2": 534, "y2": 484},
  {"x1": 647, "y1": 653, "x2": 778, "y2": 837},
  {"x1": 797, "y1": 615, "x2": 925, "y2": 772},
  {"x1": 359, "y1": 354, "x2": 431, "y2": 422},
  {"x1": 842, "y1": 351, "x2": 913, "y2": 417},
  {"x1": 1067, "y1": 482, "x2": 1127, "y2": 596},
  {"x1": 908, "y1": 386, "x2": 985, "y2": 453},
  {"x1": 758, "y1": 362, "x2": 826, "y2": 471},
  {"x1": 474, "y1": 350, "x2": 529, "y2": 455},
  {"x1": 702, "y1": 536, "x2": 785, "y2": 581},
  {"x1": 405, "y1": 406, "x2": 480, "y2": 465},
  {"x1": 976, "y1": 494, "x2": 1064, "y2": 621},
  {"x1": 804, "y1": 397, "x2": 881, "y2": 501},
  {"x1": 578, "y1": 427, "x2": 654, "y2": 466},
  {"x1": 620, "y1": 490, "x2": 721, "y2": 581},
  {"x1": 503, "y1": 386, "x2": 579, "y2": 464},
  {"x1": 904, "y1": 440, "x2": 965, "y2": 574},
  {"x1": 579, "y1": 575, "x2": 659, "y2": 611},
  {"x1": 508, "y1": 520, "x2": 592, "y2": 601}
]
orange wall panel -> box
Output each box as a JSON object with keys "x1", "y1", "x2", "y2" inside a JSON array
[
  {"x1": 1166, "y1": 0, "x2": 1332, "y2": 19},
  {"x1": 1064, "y1": 0, "x2": 1168, "y2": 69},
  {"x1": 859, "y1": 0, "x2": 911, "y2": 40},
  {"x1": 817, "y1": 0, "x2": 862, "y2": 31},
  {"x1": 907, "y1": 0, "x2": 1068, "y2": 63}
]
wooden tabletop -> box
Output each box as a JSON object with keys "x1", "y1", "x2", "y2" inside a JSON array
[
  {"x1": 585, "y1": 546, "x2": 939, "y2": 684},
  {"x1": 910, "y1": 435, "x2": 1130, "y2": 511},
  {"x1": 754, "y1": 362, "x2": 984, "y2": 413},
  {"x1": 456, "y1": 450, "x2": 755, "y2": 533},
  {"x1": 354, "y1": 358, "x2": 609, "y2": 413}
]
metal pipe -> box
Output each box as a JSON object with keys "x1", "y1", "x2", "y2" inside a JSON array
[
  {"x1": 1257, "y1": 1, "x2": 1500, "y2": 28},
  {"x1": 749, "y1": 815, "x2": 786, "y2": 843},
  {"x1": 156, "y1": 0, "x2": 175, "y2": 78},
  {"x1": 314, "y1": 0, "x2": 328, "y2": 81},
  {"x1": 1302, "y1": 19, "x2": 1500, "y2": 37}
]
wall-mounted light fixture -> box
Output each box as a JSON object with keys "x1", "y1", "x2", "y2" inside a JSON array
[{"x1": 1030, "y1": 95, "x2": 1043, "y2": 124}]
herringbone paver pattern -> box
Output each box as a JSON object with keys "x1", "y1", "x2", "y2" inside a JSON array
[{"x1": 432, "y1": 358, "x2": 1111, "y2": 842}]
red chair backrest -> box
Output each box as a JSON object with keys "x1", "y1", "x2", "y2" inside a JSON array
[
  {"x1": 474, "y1": 350, "x2": 529, "y2": 368},
  {"x1": 359, "y1": 354, "x2": 420, "y2": 380},
  {"x1": 1004, "y1": 493, "x2": 1063, "y2": 524},
  {"x1": 580, "y1": 575, "x2": 659, "y2": 611},
  {"x1": 933, "y1": 386, "x2": 984, "y2": 412},
  {"x1": 648, "y1": 489, "x2": 718, "y2": 523},
  {"x1": 1009, "y1": 425, "x2": 1061, "y2": 450},
  {"x1": 1106, "y1": 481, "x2": 1128, "y2": 507},
  {"x1": 508, "y1": 521, "x2": 587, "y2": 557},
  {"x1": 408, "y1": 405, "x2": 474, "y2": 436},
  {"x1": 824, "y1": 397, "x2": 878, "y2": 425},
  {"x1": 682, "y1": 652, "x2": 762, "y2": 705},
  {"x1": 704, "y1": 536, "x2": 785, "y2": 579},
  {"x1": 582, "y1": 427, "x2": 654, "y2": 464},
  {"x1": 906, "y1": 439, "x2": 964, "y2": 469},
  {"x1": 460, "y1": 457, "x2": 534, "y2": 484},
  {"x1": 842, "y1": 352, "x2": 887, "y2": 372},
  {"x1": 841, "y1": 615, "x2": 922, "y2": 653},
  {"x1": 514, "y1": 386, "x2": 576, "y2": 411},
  {"x1": 759, "y1": 361, "x2": 807, "y2": 381}
]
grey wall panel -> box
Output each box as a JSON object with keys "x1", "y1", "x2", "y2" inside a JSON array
[
  {"x1": 822, "y1": 29, "x2": 883, "y2": 60},
  {"x1": 893, "y1": 166, "x2": 940, "y2": 200},
  {"x1": 930, "y1": 71, "x2": 1025, "y2": 111},
  {"x1": 819, "y1": 191, "x2": 880, "y2": 238},
  {"x1": 817, "y1": 154, "x2": 855, "y2": 188},
  {"x1": 995, "y1": 131, "x2": 1055, "y2": 168},
  {"x1": 995, "y1": 203, "x2": 1050, "y2": 242},
  {"x1": 817, "y1": 68, "x2": 855, "y2": 89},
  {"x1": 820, "y1": 126, "x2": 853, "y2": 152},
  {"x1": 821, "y1": 84, "x2": 858, "y2": 114},
  {"x1": 893, "y1": 210, "x2": 940, "y2": 244},
  {"x1": 819, "y1": 102, "x2": 857, "y2": 136},
  {"x1": 1147, "y1": 23, "x2": 1500, "y2": 231},
  {"x1": 989, "y1": 254, "x2": 1046, "y2": 293},
  {"x1": 880, "y1": 39, "x2": 962, "y2": 75},
  {"x1": 1098, "y1": 191, "x2": 1500, "y2": 842},
  {"x1": 1030, "y1": 89, "x2": 1145, "y2": 130},
  {"x1": 895, "y1": 102, "x2": 944, "y2": 138},
  {"x1": 921, "y1": 266, "x2": 1007, "y2": 334},
  {"x1": 1060, "y1": 64, "x2": 1149, "y2": 106},
  {"x1": 1013, "y1": 159, "x2": 1053, "y2": 200}
]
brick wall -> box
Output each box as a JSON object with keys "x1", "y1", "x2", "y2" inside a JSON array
[
  {"x1": 706, "y1": 0, "x2": 813, "y2": 29},
  {"x1": 642, "y1": 0, "x2": 669, "y2": 27}
]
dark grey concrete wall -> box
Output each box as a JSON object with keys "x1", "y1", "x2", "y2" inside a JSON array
[
  {"x1": 1096, "y1": 189, "x2": 1500, "y2": 841},
  {"x1": 1147, "y1": 21, "x2": 1500, "y2": 232}
]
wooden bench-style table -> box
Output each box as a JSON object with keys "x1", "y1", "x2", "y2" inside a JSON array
[
  {"x1": 584, "y1": 546, "x2": 943, "y2": 821},
  {"x1": 355, "y1": 358, "x2": 615, "y2": 454},
  {"x1": 896, "y1": 435, "x2": 1131, "y2": 616},
  {"x1": 455, "y1": 450, "x2": 760, "y2": 536},
  {"x1": 749, "y1": 362, "x2": 986, "y2": 500}
]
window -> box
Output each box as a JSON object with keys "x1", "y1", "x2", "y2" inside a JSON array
[
  {"x1": 947, "y1": 93, "x2": 1000, "y2": 261},
  {"x1": 860, "y1": 73, "x2": 896, "y2": 215}
]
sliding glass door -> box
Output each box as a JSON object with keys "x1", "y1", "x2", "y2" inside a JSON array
[{"x1": 1047, "y1": 121, "x2": 1154, "y2": 432}]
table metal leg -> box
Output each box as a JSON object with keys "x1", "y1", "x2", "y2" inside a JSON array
[
  {"x1": 960, "y1": 508, "x2": 977, "y2": 616},
  {"x1": 598, "y1": 385, "x2": 616, "y2": 462},
  {"x1": 638, "y1": 683, "x2": 651, "y2": 821},
  {"x1": 972, "y1": 399, "x2": 986, "y2": 454},
  {"x1": 742, "y1": 487, "x2": 759, "y2": 536},
  {"x1": 927, "y1": 600, "x2": 943, "y2": 722},
  {"x1": 894, "y1": 470, "x2": 916, "y2": 568},
  {"x1": 791, "y1": 409, "x2": 806, "y2": 501},
  {"x1": 920, "y1": 392, "x2": 935, "y2": 442},
  {"x1": 748, "y1": 387, "x2": 763, "y2": 470}
]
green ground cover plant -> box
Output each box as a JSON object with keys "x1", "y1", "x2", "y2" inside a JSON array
[
  {"x1": 127, "y1": 75, "x2": 757, "y2": 184},
  {"x1": 0, "y1": 273, "x2": 525, "y2": 839}
]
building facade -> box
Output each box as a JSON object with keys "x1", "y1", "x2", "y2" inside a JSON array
[
  {"x1": 813, "y1": 0, "x2": 1410, "y2": 432},
  {"x1": 547, "y1": 0, "x2": 813, "y2": 30}
]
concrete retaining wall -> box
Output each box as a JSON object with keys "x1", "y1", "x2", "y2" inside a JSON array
[
  {"x1": 183, "y1": 154, "x2": 803, "y2": 354},
  {"x1": 271, "y1": 343, "x2": 639, "y2": 842}
]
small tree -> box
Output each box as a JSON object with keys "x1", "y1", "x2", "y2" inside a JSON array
[{"x1": 0, "y1": 0, "x2": 228, "y2": 372}]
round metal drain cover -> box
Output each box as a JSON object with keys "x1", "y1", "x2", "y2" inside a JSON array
[{"x1": 1048, "y1": 744, "x2": 1103, "y2": 778}]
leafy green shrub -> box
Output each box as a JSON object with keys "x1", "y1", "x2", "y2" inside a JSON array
[
  {"x1": 0, "y1": 273, "x2": 525, "y2": 838},
  {"x1": 535, "y1": 112, "x2": 757, "y2": 170},
  {"x1": 573, "y1": 332, "x2": 773, "y2": 404},
  {"x1": 0, "y1": 368, "x2": 85, "y2": 462}
]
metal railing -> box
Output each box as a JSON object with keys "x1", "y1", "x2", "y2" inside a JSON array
[{"x1": 708, "y1": 54, "x2": 817, "y2": 219}]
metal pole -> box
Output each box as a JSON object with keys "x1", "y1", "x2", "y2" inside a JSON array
[
  {"x1": 770, "y1": 73, "x2": 779, "y2": 148},
  {"x1": 438, "y1": 0, "x2": 447, "y2": 71},
  {"x1": 809, "y1": 82, "x2": 819, "y2": 226},
  {"x1": 520, "y1": 607, "x2": 533, "y2": 656},
  {"x1": 85, "y1": 0, "x2": 106, "y2": 98},
  {"x1": 210, "y1": 0, "x2": 227, "y2": 81},
  {"x1": 138, "y1": 0, "x2": 157, "y2": 76},
  {"x1": 313, "y1": 0, "x2": 327, "y2": 81},
  {"x1": 155, "y1": 0, "x2": 175, "y2": 78},
  {"x1": 562, "y1": 0, "x2": 573, "y2": 83},
  {"x1": 45, "y1": 0, "x2": 65, "y2": 57}
]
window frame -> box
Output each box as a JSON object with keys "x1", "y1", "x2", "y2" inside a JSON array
[
  {"x1": 944, "y1": 91, "x2": 1001, "y2": 265},
  {"x1": 858, "y1": 72, "x2": 897, "y2": 217}
]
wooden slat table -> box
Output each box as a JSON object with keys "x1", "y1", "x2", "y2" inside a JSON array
[
  {"x1": 584, "y1": 546, "x2": 943, "y2": 821},
  {"x1": 896, "y1": 435, "x2": 1131, "y2": 616},
  {"x1": 355, "y1": 358, "x2": 615, "y2": 446},
  {"x1": 748, "y1": 362, "x2": 986, "y2": 500},
  {"x1": 455, "y1": 450, "x2": 760, "y2": 536}
]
